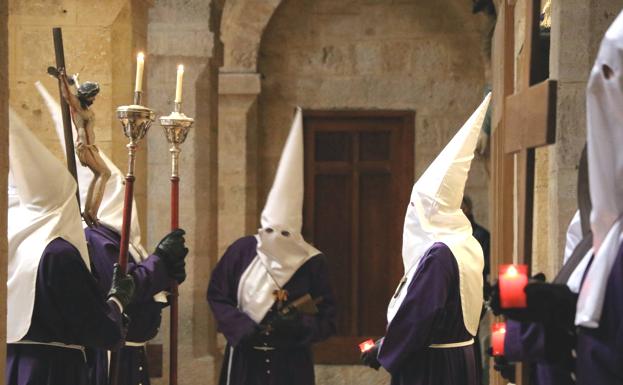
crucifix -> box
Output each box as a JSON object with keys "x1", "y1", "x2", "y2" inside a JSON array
[{"x1": 492, "y1": 0, "x2": 556, "y2": 384}]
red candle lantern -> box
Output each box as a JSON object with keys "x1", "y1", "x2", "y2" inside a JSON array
[
  {"x1": 491, "y1": 322, "x2": 506, "y2": 356},
  {"x1": 499, "y1": 264, "x2": 528, "y2": 308},
  {"x1": 358, "y1": 339, "x2": 375, "y2": 353}
]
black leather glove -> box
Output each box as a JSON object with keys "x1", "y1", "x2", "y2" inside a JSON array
[
  {"x1": 238, "y1": 326, "x2": 264, "y2": 348},
  {"x1": 525, "y1": 282, "x2": 578, "y2": 327},
  {"x1": 492, "y1": 354, "x2": 516, "y2": 382},
  {"x1": 360, "y1": 339, "x2": 382, "y2": 370},
  {"x1": 153, "y1": 228, "x2": 189, "y2": 284},
  {"x1": 267, "y1": 308, "x2": 305, "y2": 339},
  {"x1": 107, "y1": 263, "x2": 135, "y2": 310},
  {"x1": 488, "y1": 273, "x2": 547, "y2": 321}
]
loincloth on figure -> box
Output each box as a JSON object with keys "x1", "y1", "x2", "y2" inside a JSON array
[{"x1": 75, "y1": 143, "x2": 100, "y2": 167}]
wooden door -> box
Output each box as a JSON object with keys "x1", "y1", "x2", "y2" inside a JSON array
[{"x1": 303, "y1": 111, "x2": 414, "y2": 364}]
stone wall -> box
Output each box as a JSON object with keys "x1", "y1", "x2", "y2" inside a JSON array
[
  {"x1": 257, "y1": 0, "x2": 491, "y2": 229},
  {"x1": 1, "y1": 0, "x2": 8, "y2": 376},
  {"x1": 258, "y1": 0, "x2": 488, "y2": 383},
  {"x1": 7, "y1": 0, "x2": 150, "y2": 236}
]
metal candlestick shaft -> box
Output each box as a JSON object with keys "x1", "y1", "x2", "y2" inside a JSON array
[{"x1": 159, "y1": 101, "x2": 193, "y2": 385}]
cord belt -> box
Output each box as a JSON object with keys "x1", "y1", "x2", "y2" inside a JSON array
[
  {"x1": 429, "y1": 339, "x2": 474, "y2": 349},
  {"x1": 10, "y1": 340, "x2": 87, "y2": 361}
]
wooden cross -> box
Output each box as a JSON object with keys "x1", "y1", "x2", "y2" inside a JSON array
[{"x1": 492, "y1": 1, "x2": 556, "y2": 384}]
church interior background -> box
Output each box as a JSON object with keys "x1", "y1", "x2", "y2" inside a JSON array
[{"x1": 1, "y1": 0, "x2": 622, "y2": 384}]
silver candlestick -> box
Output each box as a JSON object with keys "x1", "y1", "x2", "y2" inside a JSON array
[{"x1": 159, "y1": 101, "x2": 194, "y2": 177}]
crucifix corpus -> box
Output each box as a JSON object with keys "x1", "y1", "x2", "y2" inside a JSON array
[{"x1": 48, "y1": 28, "x2": 111, "y2": 227}]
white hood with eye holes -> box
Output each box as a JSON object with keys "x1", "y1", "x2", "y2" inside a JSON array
[
  {"x1": 386, "y1": 94, "x2": 490, "y2": 336},
  {"x1": 237, "y1": 108, "x2": 320, "y2": 324},
  {"x1": 576, "y1": 10, "x2": 623, "y2": 328}
]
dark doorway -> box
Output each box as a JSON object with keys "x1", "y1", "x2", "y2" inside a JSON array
[{"x1": 303, "y1": 110, "x2": 415, "y2": 364}]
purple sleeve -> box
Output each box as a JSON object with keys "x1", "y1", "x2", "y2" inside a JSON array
[
  {"x1": 128, "y1": 254, "x2": 171, "y2": 302},
  {"x1": 45, "y1": 245, "x2": 126, "y2": 349},
  {"x1": 377, "y1": 246, "x2": 454, "y2": 374},
  {"x1": 504, "y1": 320, "x2": 546, "y2": 362},
  {"x1": 207, "y1": 243, "x2": 258, "y2": 347},
  {"x1": 298, "y1": 255, "x2": 337, "y2": 345}
]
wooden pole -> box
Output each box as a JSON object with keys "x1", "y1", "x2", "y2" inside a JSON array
[
  {"x1": 170, "y1": 176, "x2": 180, "y2": 385},
  {"x1": 52, "y1": 27, "x2": 80, "y2": 207}
]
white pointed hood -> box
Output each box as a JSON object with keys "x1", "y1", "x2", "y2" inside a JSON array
[
  {"x1": 576, "y1": 11, "x2": 623, "y2": 328},
  {"x1": 36, "y1": 82, "x2": 148, "y2": 262},
  {"x1": 387, "y1": 94, "x2": 490, "y2": 336},
  {"x1": 7, "y1": 108, "x2": 90, "y2": 343},
  {"x1": 238, "y1": 107, "x2": 320, "y2": 323}
]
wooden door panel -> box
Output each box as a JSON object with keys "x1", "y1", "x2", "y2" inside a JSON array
[
  {"x1": 358, "y1": 172, "x2": 394, "y2": 335},
  {"x1": 304, "y1": 111, "x2": 414, "y2": 364},
  {"x1": 314, "y1": 174, "x2": 353, "y2": 335}
]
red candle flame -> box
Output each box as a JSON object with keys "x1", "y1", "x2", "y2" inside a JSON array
[{"x1": 359, "y1": 339, "x2": 375, "y2": 353}]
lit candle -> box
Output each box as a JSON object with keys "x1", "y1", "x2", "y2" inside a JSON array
[
  {"x1": 358, "y1": 339, "x2": 375, "y2": 353},
  {"x1": 491, "y1": 322, "x2": 506, "y2": 356},
  {"x1": 175, "y1": 64, "x2": 184, "y2": 103},
  {"x1": 135, "y1": 52, "x2": 145, "y2": 94},
  {"x1": 499, "y1": 264, "x2": 528, "y2": 308}
]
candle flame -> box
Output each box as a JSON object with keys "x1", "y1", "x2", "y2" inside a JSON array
[
  {"x1": 137, "y1": 52, "x2": 145, "y2": 61},
  {"x1": 359, "y1": 339, "x2": 375, "y2": 352},
  {"x1": 506, "y1": 265, "x2": 519, "y2": 277},
  {"x1": 178, "y1": 64, "x2": 184, "y2": 72}
]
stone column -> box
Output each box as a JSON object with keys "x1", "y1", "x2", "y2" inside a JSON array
[
  {"x1": 217, "y1": 73, "x2": 261, "y2": 255},
  {"x1": 146, "y1": 1, "x2": 218, "y2": 383}
]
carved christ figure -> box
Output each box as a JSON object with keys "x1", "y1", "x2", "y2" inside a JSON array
[{"x1": 55, "y1": 69, "x2": 111, "y2": 226}]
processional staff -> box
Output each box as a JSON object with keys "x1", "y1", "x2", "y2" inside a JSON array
[
  {"x1": 110, "y1": 52, "x2": 155, "y2": 385},
  {"x1": 159, "y1": 64, "x2": 194, "y2": 385}
]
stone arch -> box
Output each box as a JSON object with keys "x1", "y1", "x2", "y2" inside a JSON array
[{"x1": 220, "y1": 0, "x2": 283, "y2": 72}]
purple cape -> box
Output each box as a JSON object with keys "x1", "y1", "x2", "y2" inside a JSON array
[
  {"x1": 6, "y1": 238, "x2": 125, "y2": 385},
  {"x1": 207, "y1": 236, "x2": 336, "y2": 385},
  {"x1": 576, "y1": 242, "x2": 623, "y2": 384},
  {"x1": 378, "y1": 242, "x2": 479, "y2": 385},
  {"x1": 85, "y1": 225, "x2": 171, "y2": 385}
]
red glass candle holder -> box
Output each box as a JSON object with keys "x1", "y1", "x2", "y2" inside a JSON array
[
  {"x1": 491, "y1": 322, "x2": 506, "y2": 356},
  {"x1": 499, "y1": 264, "x2": 528, "y2": 308},
  {"x1": 358, "y1": 339, "x2": 375, "y2": 353}
]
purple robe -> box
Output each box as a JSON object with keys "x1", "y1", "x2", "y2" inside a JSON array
[
  {"x1": 6, "y1": 238, "x2": 125, "y2": 385},
  {"x1": 503, "y1": 320, "x2": 574, "y2": 385},
  {"x1": 576, "y1": 242, "x2": 623, "y2": 384},
  {"x1": 378, "y1": 242, "x2": 478, "y2": 385},
  {"x1": 207, "y1": 236, "x2": 336, "y2": 385},
  {"x1": 85, "y1": 225, "x2": 171, "y2": 385}
]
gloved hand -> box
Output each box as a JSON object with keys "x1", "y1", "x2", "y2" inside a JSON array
[
  {"x1": 153, "y1": 229, "x2": 189, "y2": 284},
  {"x1": 360, "y1": 339, "x2": 382, "y2": 370},
  {"x1": 238, "y1": 326, "x2": 264, "y2": 348},
  {"x1": 525, "y1": 282, "x2": 578, "y2": 327},
  {"x1": 107, "y1": 263, "x2": 135, "y2": 310},
  {"x1": 492, "y1": 355, "x2": 516, "y2": 382},
  {"x1": 488, "y1": 273, "x2": 546, "y2": 321},
  {"x1": 267, "y1": 308, "x2": 305, "y2": 339}
]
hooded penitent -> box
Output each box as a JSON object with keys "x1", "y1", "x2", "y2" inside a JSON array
[
  {"x1": 387, "y1": 94, "x2": 490, "y2": 336},
  {"x1": 7, "y1": 109, "x2": 90, "y2": 343},
  {"x1": 576, "y1": 11, "x2": 623, "y2": 328},
  {"x1": 237, "y1": 107, "x2": 320, "y2": 323},
  {"x1": 36, "y1": 81, "x2": 148, "y2": 262}
]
